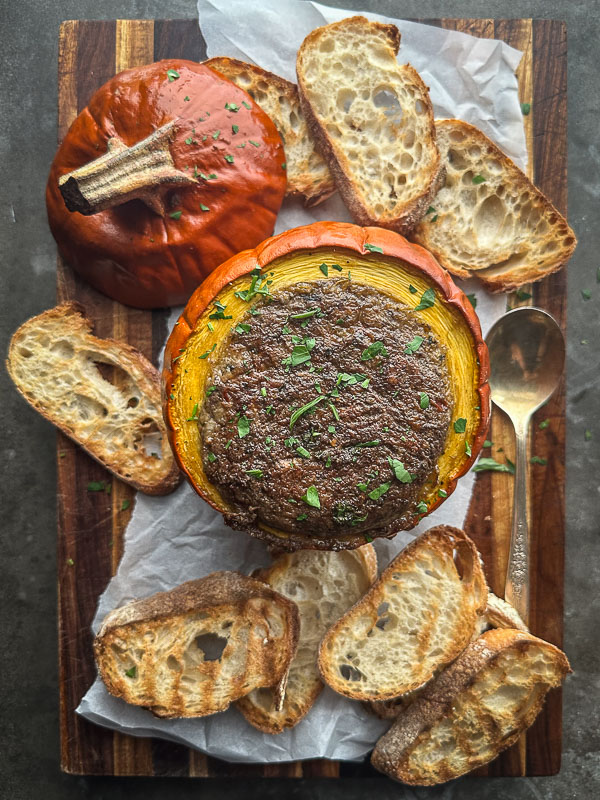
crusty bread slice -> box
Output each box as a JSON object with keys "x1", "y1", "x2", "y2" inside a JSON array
[
  {"x1": 411, "y1": 119, "x2": 577, "y2": 291},
  {"x1": 236, "y1": 545, "x2": 377, "y2": 733},
  {"x1": 205, "y1": 57, "x2": 335, "y2": 206},
  {"x1": 296, "y1": 16, "x2": 443, "y2": 234},
  {"x1": 371, "y1": 628, "x2": 571, "y2": 785},
  {"x1": 368, "y1": 591, "x2": 528, "y2": 720},
  {"x1": 318, "y1": 526, "x2": 488, "y2": 701},
  {"x1": 6, "y1": 302, "x2": 180, "y2": 494},
  {"x1": 94, "y1": 572, "x2": 300, "y2": 718}
]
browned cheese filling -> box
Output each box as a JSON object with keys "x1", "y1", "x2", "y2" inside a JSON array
[{"x1": 199, "y1": 278, "x2": 452, "y2": 541}]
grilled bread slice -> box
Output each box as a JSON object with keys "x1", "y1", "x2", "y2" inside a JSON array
[
  {"x1": 368, "y1": 592, "x2": 527, "y2": 720},
  {"x1": 94, "y1": 572, "x2": 300, "y2": 718},
  {"x1": 296, "y1": 16, "x2": 443, "y2": 234},
  {"x1": 205, "y1": 57, "x2": 335, "y2": 206},
  {"x1": 236, "y1": 545, "x2": 377, "y2": 733},
  {"x1": 411, "y1": 119, "x2": 577, "y2": 292},
  {"x1": 6, "y1": 302, "x2": 180, "y2": 494},
  {"x1": 318, "y1": 526, "x2": 488, "y2": 701},
  {"x1": 371, "y1": 628, "x2": 571, "y2": 785},
  {"x1": 6, "y1": 303, "x2": 180, "y2": 494}
]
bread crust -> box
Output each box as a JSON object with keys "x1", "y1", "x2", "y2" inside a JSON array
[
  {"x1": 205, "y1": 57, "x2": 336, "y2": 205},
  {"x1": 6, "y1": 302, "x2": 180, "y2": 494},
  {"x1": 318, "y1": 526, "x2": 488, "y2": 701},
  {"x1": 411, "y1": 119, "x2": 577, "y2": 292},
  {"x1": 296, "y1": 17, "x2": 444, "y2": 234},
  {"x1": 94, "y1": 572, "x2": 300, "y2": 718},
  {"x1": 371, "y1": 628, "x2": 571, "y2": 784}
]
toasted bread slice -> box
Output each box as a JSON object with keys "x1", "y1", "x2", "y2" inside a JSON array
[
  {"x1": 236, "y1": 545, "x2": 377, "y2": 733},
  {"x1": 94, "y1": 572, "x2": 300, "y2": 718},
  {"x1": 318, "y1": 526, "x2": 488, "y2": 701},
  {"x1": 367, "y1": 592, "x2": 527, "y2": 720},
  {"x1": 6, "y1": 302, "x2": 180, "y2": 494},
  {"x1": 205, "y1": 57, "x2": 335, "y2": 206},
  {"x1": 296, "y1": 16, "x2": 443, "y2": 234},
  {"x1": 371, "y1": 628, "x2": 571, "y2": 785},
  {"x1": 411, "y1": 119, "x2": 577, "y2": 291}
]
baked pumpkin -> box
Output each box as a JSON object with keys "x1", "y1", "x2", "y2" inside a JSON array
[
  {"x1": 164, "y1": 222, "x2": 490, "y2": 550},
  {"x1": 46, "y1": 60, "x2": 287, "y2": 308}
]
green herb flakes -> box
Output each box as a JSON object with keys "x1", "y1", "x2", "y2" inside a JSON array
[
  {"x1": 87, "y1": 481, "x2": 108, "y2": 493},
  {"x1": 426, "y1": 206, "x2": 436, "y2": 215},
  {"x1": 207, "y1": 452, "x2": 217, "y2": 463},
  {"x1": 245, "y1": 468, "x2": 263, "y2": 478},
  {"x1": 585, "y1": 429, "x2": 592, "y2": 441},
  {"x1": 125, "y1": 666, "x2": 137, "y2": 678},
  {"x1": 302, "y1": 486, "x2": 321, "y2": 508},
  {"x1": 466, "y1": 293, "x2": 477, "y2": 309},
  {"x1": 388, "y1": 458, "x2": 412, "y2": 484},
  {"x1": 66, "y1": 557, "x2": 74, "y2": 566},
  {"x1": 361, "y1": 341, "x2": 388, "y2": 361},
  {"x1": 465, "y1": 441, "x2": 472, "y2": 457},
  {"x1": 296, "y1": 446, "x2": 311, "y2": 459},
  {"x1": 521, "y1": 102, "x2": 531, "y2": 115},
  {"x1": 199, "y1": 343, "x2": 217, "y2": 359},
  {"x1": 353, "y1": 440, "x2": 380, "y2": 448},
  {"x1": 187, "y1": 402, "x2": 199, "y2": 421},
  {"x1": 237, "y1": 415, "x2": 250, "y2": 438},
  {"x1": 364, "y1": 243, "x2": 383, "y2": 254},
  {"x1": 331, "y1": 264, "x2": 343, "y2": 272},
  {"x1": 329, "y1": 403, "x2": 340, "y2": 422},
  {"x1": 438, "y1": 489, "x2": 447, "y2": 498},
  {"x1": 472, "y1": 174, "x2": 486, "y2": 184},
  {"x1": 207, "y1": 322, "x2": 214, "y2": 332},
  {"x1": 289, "y1": 307, "x2": 321, "y2": 320},
  {"x1": 415, "y1": 288, "x2": 435, "y2": 311},
  {"x1": 415, "y1": 501, "x2": 428, "y2": 514},
  {"x1": 296, "y1": 513, "x2": 307, "y2": 521},
  {"x1": 290, "y1": 396, "x2": 325, "y2": 429},
  {"x1": 357, "y1": 482, "x2": 369, "y2": 492},
  {"x1": 516, "y1": 289, "x2": 532, "y2": 301},
  {"x1": 249, "y1": 140, "x2": 260, "y2": 147},
  {"x1": 185, "y1": 137, "x2": 193, "y2": 145},
  {"x1": 473, "y1": 457, "x2": 515, "y2": 474},
  {"x1": 483, "y1": 439, "x2": 494, "y2": 447},
  {"x1": 235, "y1": 323, "x2": 251, "y2": 334},
  {"x1": 169, "y1": 210, "x2": 182, "y2": 220},
  {"x1": 368, "y1": 482, "x2": 390, "y2": 501},
  {"x1": 232, "y1": 124, "x2": 239, "y2": 134},
  {"x1": 530, "y1": 456, "x2": 547, "y2": 465},
  {"x1": 200, "y1": 204, "x2": 210, "y2": 212},
  {"x1": 539, "y1": 419, "x2": 550, "y2": 430},
  {"x1": 166, "y1": 69, "x2": 179, "y2": 82},
  {"x1": 224, "y1": 154, "x2": 234, "y2": 163},
  {"x1": 319, "y1": 263, "x2": 329, "y2": 276},
  {"x1": 184, "y1": 95, "x2": 190, "y2": 101},
  {"x1": 419, "y1": 392, "x2": 429, "y2": 409},
  {"x1": 225, "y1": 102, "x2": 240, "y2": 112},
  {"x1": 454, "y1": 418, "x2": 467, "y2": 434},
  {"x1": 121, "y1": 500, "x2": 130, "y2": 511},
  {"x1": 242, "y1": 100, "x2": 252, "y2": 110},
  {"x1": 582, "y1": 289, "x2": 592, "y2": 300},
  {"x1": 408, "y1": 284, "x2": 418, "y2": 294},
  {"x1": 404, "y1": 335, "x2": 423, "y2": 354},
  {"x1": 206, "y1": 385, "x2": 216, "y2": 397}
]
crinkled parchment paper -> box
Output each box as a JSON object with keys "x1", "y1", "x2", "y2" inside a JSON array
[{"x1": 78, "y1": 0, "x2": 526, "y2": 764}]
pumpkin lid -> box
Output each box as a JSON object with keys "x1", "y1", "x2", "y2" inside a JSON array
[{"x1": 46, "y1": 60, "x2": 287, "y2": 308}]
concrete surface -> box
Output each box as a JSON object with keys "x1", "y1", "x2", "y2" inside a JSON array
[{"x1": 0, "y1": 1, "x2": 598, "y2": 798}]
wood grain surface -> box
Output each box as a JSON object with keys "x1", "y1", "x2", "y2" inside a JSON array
[{"x1": 56, "y1": 18, "x2": 568, "y2": 777}]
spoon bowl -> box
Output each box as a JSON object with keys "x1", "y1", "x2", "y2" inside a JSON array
[{"x1": 485, "y1": 307, "x2": 565, "y2": 626}]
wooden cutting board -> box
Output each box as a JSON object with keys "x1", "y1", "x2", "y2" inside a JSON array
[{"x1": 56, "y1": 18, "x2": 567, "y2": 777}]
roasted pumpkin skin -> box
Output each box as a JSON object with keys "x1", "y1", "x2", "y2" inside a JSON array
[
  {"x1": 46, "y1": 60, "x2": 287, "y2": 309},
  {"x1": 163, "y1": 222, "x2": 490, "y2": 551}
]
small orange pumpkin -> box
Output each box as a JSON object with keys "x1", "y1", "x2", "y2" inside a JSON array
[
  {"x1": 46, "y1": 60, "x2": 287, "y2": 308},
  {"x1": 163, "y1": 222, "x2": 490, "y2": 550}
]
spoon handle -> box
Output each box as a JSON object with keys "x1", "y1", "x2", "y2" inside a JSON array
[{"x1": 505, "y1": 426, "x2": 530, "y2": 627}]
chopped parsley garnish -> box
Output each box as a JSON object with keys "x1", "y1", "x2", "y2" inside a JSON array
[
  {"x1": 209, "y1": 301, "x2": 231, "y2": 320},
  {"x1": 185, "y1": 137, "x2": 193, "y2": 145},
  {"x1": 199, "y1": 343, "x2": 217, "y2": 360},
  {"x1": 472, "y1": 174, "x2": 486, "y2": 184},
  {"x1": 582, "y1": 289, "x2": 591, "y2": 300},
  {"x1": 483, "y1": 439, "x2": 493, "y2": 447},
  {"x1": 237, "y1": 415, "x2": 250, "y2": 438},
  {"x1": 207, "y1": 322, "x2": 214, "y2": 331},
  {"x1": 207, "y1": 452, "x2": 217, "y2": 463},
  {"x1": 282, "y1": 338, "x2": 315, "y2": 368},
  {"x1": 368, "y1": 482, "x2": 390, "y2": 501},
  {"x1": 516, "y1": 289, "x2": 532, "y2": 301},
  {"x1": 585, "y1": 430, "x2": 592, "y2": 441},
  {"x1": 404, "y1": 335, "x2": 423, "y2": 354},
  {"x1": 337, "y1": 372, "x2": 368, "y2": 388},
  {"x1": 242, "y1": 100, "x2": 252, "y2": 109},
  {"x1": 87, "y1": 481, "x2": 110, "y2": 493},
  {"x1": 530, "y1": 456, "x2": 547, "y2": 465},
  {"x1": 200, "y1": 204, "x2": 210, "y2": 212},
  {"x1": 184, "y1": 95, "x2": 190, "y2": 101},
  {"x1": 302, "y1": 485, "x2": 320, "y2": 508},
  {"x1": 415, "y1": 288, "x2": 436, "y2": 311},
  {"x1": 296, "y1": 513, "x2": 307, "y2": 521},
  {"x1": 465, "y1": 441, "x2": 472, "y2": 456},
  {"x1": 473, "y1": 457, "x2": 515, "y2": 474},
  {"x1": 364, "y1": 243, "x2": 383, "y2": 254},
  {"x1": 232, "y1": 124, "x2": 239, "y2": 134},
  {"x1": 234, "y1": 323, "x2": 251, "y2": 334},
  {"x1": 331, "y1": 264, "x2": 343, "y2": 272},
  {"x1": 361, "y1": 341, "x2": 388, "y2": 361},
  {"x1": 319, "y1": 263, "x2": 329, "y2": 276},
  {"x1": 364, "y1": 534, "x2": 374, "y2": 543},
  {"x1": 521, "y1": 102, "x2": 531, "y2": 115},
  {"x1": 296, "y1": 446, "x2": 311, "y2": 459},
  {"x1": 289, "y1": 396, "x2": 325, "y2": 429},
  {"x1": 329, "y1": 403, "x2": 340, "y2": 421},
  {"x1": 249, "y1": 140, "x2": 260, "y2": 147},
  {"x1": 186, "y1": 402, "x2": 199, "y2": 421},
  {"x1": 224, "y1": 154, "x2": 234, "y2": 163},
  {"x1": 125, "y1": 666, "x2": 137, "y2": 678},
  {"x1": 419, "y1": 392, "x2": 430, "y2": 409},
  {"x1": 260, "y1": 387, "x2": 267, "y2": 397},
  {"x1": 166, "y1": 69, "x2": 179, "y2": 81},
  {"x1": 408, "y1": 284, "x2": 418, "y2": 294},
  {"x1": 426, "y1": 206, "x2": 436, "y2": 215},
  {"x1": 388, "y1": 457, "x2": 413, "y2": 484},
  {"x1": 235, "y1": 270, "x2": 271, "y2": 302},
  {"x1": 438, "y1": 489, "x2": 448, "y2": 498},
  {"x1": 212, "y1": 129, "x2": 220, "y2": 140},
  {"x1": 225, "y1": 102, "x2": 240, "y2": 112},
  {"x1": 357, "y1": 482, "x2": 369, "y2": 492},
  {"x1": 169, "y1": 210, "x2": 182, "y2": 220},
  {"x1": 289, "y1": 307, "x2": 322, "y2": 320},
  {"x1": 454, "y1": 418, "x2": 467, "y2": 433},
  {"x1": 121, "y1": 499, "x2": 130, "y2": 511},
  {"x1": 466, "y1": 293, "x2": 477, "y2": 309},
  {"x1": 539, "y1": 419, "x2": 550, "y2": 430},
  {"x1": 206, "y1": 385, "x2": 216, "y2": 397},
  {"x1": 245, "y1": 469, "x2": 263, "y2": 477},
  {"x1": 415, "y1": 501, "x2": 428, "y2": 514},
  {"x1": 352, "y1": 440, "x2": 380, "y2": 448}
]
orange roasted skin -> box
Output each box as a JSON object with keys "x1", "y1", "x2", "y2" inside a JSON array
[
  {"x1": 46, "y1": 60, "x2": 287, "y2": 309},
  {"x1": 163, "y1": 222, "x2": 491, "y2": 551}
]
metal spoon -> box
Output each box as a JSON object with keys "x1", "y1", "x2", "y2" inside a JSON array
[{"x1": 485, "y1": 307, "x2": 565, "y2": 626}]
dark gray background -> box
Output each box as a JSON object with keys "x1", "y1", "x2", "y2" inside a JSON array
[{"x1": 1, "y1": 1, "x2": 598, "y2": 798}]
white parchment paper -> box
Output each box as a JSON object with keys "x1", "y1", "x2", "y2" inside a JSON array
[{"x1": 77, "y1": 0, "x2": 526, "y2": 763}]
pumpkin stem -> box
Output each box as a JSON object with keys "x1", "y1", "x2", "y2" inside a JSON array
[{"x1": 58, "y1": 120, "x2": 196, "y2": 216}]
